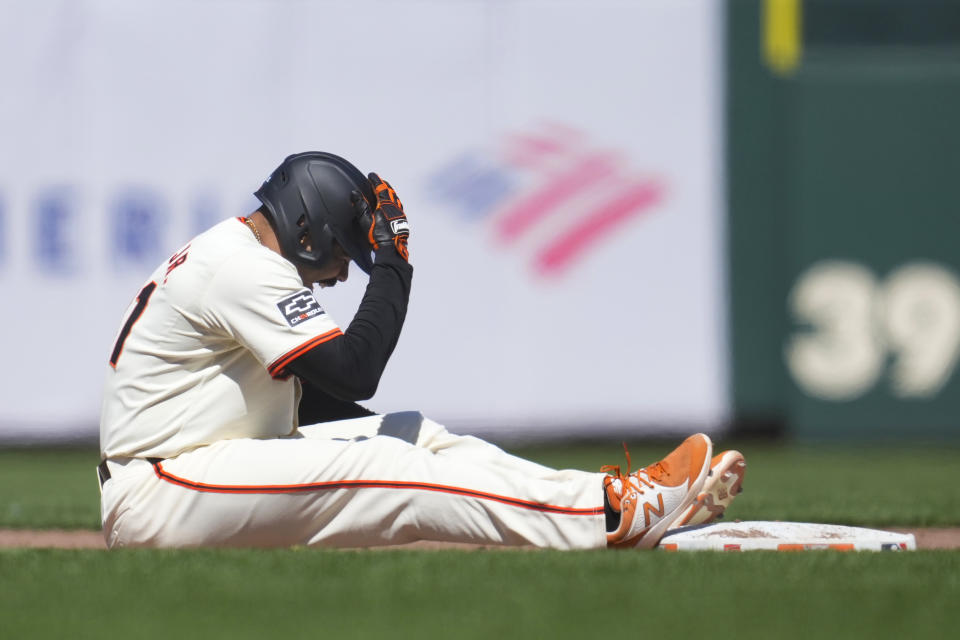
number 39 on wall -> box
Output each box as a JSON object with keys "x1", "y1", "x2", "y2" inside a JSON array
[{"x1": 785, "y1": 260, "x2": 960, "y2": 401}]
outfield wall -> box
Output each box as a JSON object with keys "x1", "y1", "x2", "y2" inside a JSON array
[
  {"x1": 728, "y1": 0, "x2": 960, "y2": 440},
  {"x1": 0, "y1": 0, "x2": 727, "y2": 441}
]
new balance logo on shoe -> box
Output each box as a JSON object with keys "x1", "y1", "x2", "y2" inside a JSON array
[{"x1": 642, "y1": 494, "x2": 664, "y2": 529}]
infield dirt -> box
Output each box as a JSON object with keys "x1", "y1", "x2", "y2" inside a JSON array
[{"x1": 2, "y1": 528, "x2": 959, "y2": 550}]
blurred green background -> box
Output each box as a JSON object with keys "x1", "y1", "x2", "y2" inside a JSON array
[{"x1": 729, "y1": 0, "x2": 960, "y2": 441}]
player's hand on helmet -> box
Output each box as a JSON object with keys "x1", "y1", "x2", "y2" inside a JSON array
[{"x1": 352, "y1": 173, "x2": 410, "y2": 262}]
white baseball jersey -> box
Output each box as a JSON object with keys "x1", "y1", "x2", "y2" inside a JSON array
[
  {"x1": 99, "y1": 217, "x2": 608, "y2": 551},
  {"x1": 100, "y1": 217, "x2": 341, "y2": 459}
]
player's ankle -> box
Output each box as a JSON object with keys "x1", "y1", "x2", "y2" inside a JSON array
[{"x1": 603, "y1": 490, "x2": 620, "y2": 532}]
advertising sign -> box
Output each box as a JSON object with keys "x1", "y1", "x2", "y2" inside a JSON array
[{"x1": 0, "y1": 0, "x2": 725, "y2": 441}]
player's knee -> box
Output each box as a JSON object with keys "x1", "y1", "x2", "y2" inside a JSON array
[{"x1": 377, "y1": 411, "x2": 425, "y2": 444}]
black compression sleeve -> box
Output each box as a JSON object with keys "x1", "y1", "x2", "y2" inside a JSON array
[
  {"x1": 297, "y1": 378, "x2": 376, "y2": 425},
  {"x1": 286, "y1": 248, "x2": 412, "y2": 402}
]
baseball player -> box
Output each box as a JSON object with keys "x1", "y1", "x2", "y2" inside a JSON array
[{"x1": 98, "y1": 151, "x2": 744, "y2": 549}]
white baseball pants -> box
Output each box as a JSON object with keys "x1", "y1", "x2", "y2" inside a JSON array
[{"x1": 100, "y1": 412, "x2": 608, "y2": 549}]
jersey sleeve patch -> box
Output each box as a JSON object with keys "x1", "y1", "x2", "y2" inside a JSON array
[{"x1": 277, "y1": 290, "x2": 325, "y2": 327}]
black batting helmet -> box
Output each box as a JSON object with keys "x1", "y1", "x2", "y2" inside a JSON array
[{"x1": 254, "y1": 151, "x2": 375, "y2": 274}]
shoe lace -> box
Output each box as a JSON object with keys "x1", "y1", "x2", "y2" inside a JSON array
[
  {"x1": 601, "y1": 443, "x2": 670, "y2": 492},
  {"x1": 600, "y1": 442, "x2": 632, "y2": 480}
]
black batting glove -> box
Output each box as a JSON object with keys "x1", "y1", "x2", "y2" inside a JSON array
[{"x1": 352, "y1": 172, "x2": 410, "y2": 262}]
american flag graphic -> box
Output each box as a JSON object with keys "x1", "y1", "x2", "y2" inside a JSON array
[{"x1": 428, "y1": 123, "x2": 665, "y2": 278}]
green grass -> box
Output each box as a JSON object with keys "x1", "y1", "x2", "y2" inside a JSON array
[
  {"x1": 1, "y1": 548, "x2": 958, "y2": 640},
  {"x1": 0, "y1": 448, "x2": 101, "y2": 529},
  {"x1": 514, "y1": 440, "x2": 960, "y2": 527},
  {"x1": 1, "y1": 442, "x2": 959, "y2": 639},
  {"x1": 1, "y1": 440, "x2": 958, "y2": 529}
]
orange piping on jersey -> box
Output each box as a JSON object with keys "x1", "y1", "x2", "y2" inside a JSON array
[
  {"x1": 267, "y1": 328, "x2": 343, "y2": 378},
  {"x1": 151, "y1": 460, "x2": 605, "y2": 517}
]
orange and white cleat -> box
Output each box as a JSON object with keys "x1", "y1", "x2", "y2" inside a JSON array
[
  {"x1": 668, "y1": 450, "x2": 746, "y2": 530},
  {"x1": 603, "y1": 434, "x2": 712, "y2": 549}
]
